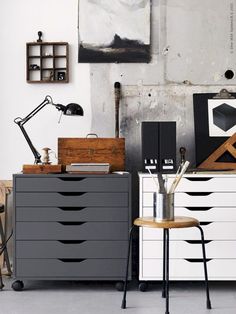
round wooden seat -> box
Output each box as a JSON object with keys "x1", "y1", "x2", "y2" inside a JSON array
[{"x1": 134, "y1": 216, "x2": 200, "y2": 229}]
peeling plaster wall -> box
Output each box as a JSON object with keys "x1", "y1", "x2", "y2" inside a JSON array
[
  {"x1": 89, "y1": 0, "x2": 236, "y2": 219},
  {"x1": 90, "y1": 0, "x2": 236, "y2": 169}
]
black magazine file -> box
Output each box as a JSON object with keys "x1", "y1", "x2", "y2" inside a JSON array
[{"x1": 193, "y1": 92, "x2": 236, "y2": 167}]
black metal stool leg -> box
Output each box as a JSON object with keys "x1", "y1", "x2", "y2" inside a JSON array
[
  {"x1": 165, "y1": 229, "x2": 170, "y2": 314},
  {"x1": 121, "y1": 225, "x2": 135, "y2": 309},
  {"x1": 162, "y1": 229, "x2": 166, "y2": 298},
  {"x1": 196, "y1": 225, "x2": 211, "y2": 310}
]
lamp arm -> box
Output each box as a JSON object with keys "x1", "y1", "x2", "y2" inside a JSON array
[
  {"x1": 20, "y1": 95, "x2": 52, "y2": 125},
  {"x1": 17, "y1": 123, "x2": 42, "y2": 164},
  {"x1": 14, "y1": 95, "x2": 53, "y2": 164}
]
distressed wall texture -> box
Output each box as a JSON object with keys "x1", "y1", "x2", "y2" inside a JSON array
[{"x1": 90, "y1": 0, "x2": 236, "y2": 172}]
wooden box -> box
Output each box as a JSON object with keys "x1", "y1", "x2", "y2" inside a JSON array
[
  {"x1": 58, "y1": 138, "x2": 125, "y2": 172},
  {"x1": 22, "y1": 164, "x2": 63, "y2": 174}
]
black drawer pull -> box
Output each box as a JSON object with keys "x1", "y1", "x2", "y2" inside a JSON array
[
  {"x1": 185, "y1": 240, "x2": 212, "y2": 244},
  {"x1": 58, "y1": 207, "x2": 86, "y2": 211},
  {"x1": 58, "y1": 178, "x2": 85, "y2": 181},
  {"x1": 58, "y1": 192, "x2": 86, "y2": 196},
  {"x1": 200, "y1": 222, "x2": 212, "y2": 226},
  {"x1": 185, "y1": 177, "x2": 212, "y2": 181},
  {"x1": 58, "y1": 222, "x2": 86, "y2": 226},
  {"x1": 58, "y1": 240, "x2": 86, "y2": 244},
  {"x1": 185, "y1": 192, "x2": 212, "y2": 196},
  {"x1": 185, "y1": 207, "x2": 212, "y2": 211},
  {"x1": 185, "y1": 259, "x2": 212, "y2": 263},
  {"x1": 58, "y1": 258, "x2": 86, "y2": 263}
]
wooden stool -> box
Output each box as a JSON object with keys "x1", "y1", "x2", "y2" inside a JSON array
[
  {"x1": 0, "y1": 204, "x2": 12, "y2": 289},
  {"x1": 121, "y1": 216, "x2": 212, "y2": 314}
]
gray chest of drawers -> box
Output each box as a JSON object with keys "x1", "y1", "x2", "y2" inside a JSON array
[{"x1": 13, "y1": 173, "x2": 131, "y2": 290}]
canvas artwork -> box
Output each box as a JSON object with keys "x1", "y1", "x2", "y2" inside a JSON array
[
  {"x1": 78, "y1": 0, "x2": 151, "y2": 63},
  {"x1": 208, "y1": 99, "x2": 236, "y2": 137}
]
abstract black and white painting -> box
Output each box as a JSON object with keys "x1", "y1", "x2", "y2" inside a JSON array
[
  {"x1": 208, "y1": 99, "x2": 236, "y2": 137},
  {"x1": 78, "y1": 0, "x2": 151, "y2": 63}
]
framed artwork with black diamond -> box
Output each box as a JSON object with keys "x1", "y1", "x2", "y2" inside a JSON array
[
  {"x1": 208, "y1": 99, "x2": 236, "y2": 136},
  {"x1": 193, "y1": 92, "x2": 236, "y2": 167}
]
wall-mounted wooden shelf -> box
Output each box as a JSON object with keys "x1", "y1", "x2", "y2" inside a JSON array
[{"x1": 26, "y1": 42, "x2": 69, "y2": 83}]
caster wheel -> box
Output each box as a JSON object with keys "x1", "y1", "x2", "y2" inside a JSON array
[
  {"x1": 12, "y1": 280, "x2": 24, "y2": 291},
  {"x1": 139, "y1": 282, "x2": 148, "y2": 292},
  {"x1": 115, "y1": 281, "x2": 124, "y2": 291}
]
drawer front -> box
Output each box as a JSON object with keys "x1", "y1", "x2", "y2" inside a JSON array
[
  {"x1": 143, "y1": 192, "x2": 236, "y2": 207},
  {"x1": 15, "y1": 177, "x2": 129, "y2": 192},
  {"x1": 16, "y1": 207, "x2": 128, "y2": 222},
  {"x1": 142, "y1": 240, "x2": 236, "y2": 258},
  {"x1": 142, "y1": 259, "x2": 236, "y2": 279},
  {"x1": 15, "y1": 192, "x2": 128, "y2": 207},
  {"x1": 142, "y1": 222, "x2": 236, "y2": 240},
  {"x1": 16, "y1": 222, "x2": 128, "y2": 240},
  {"x1": 175, "y1": 192, "x2": 236, "y2": 207},
  {"x1": 142, "y1": 176, "x2": 236, "y2": 192},
  {"x1": 16, "y1": 258, "x2": 126, "y2": 278},
  {"x1": 16, "y1": 240, "x2": 128, "y2": 258},
  {"x1": 142, "y1": 206, "x2": 236, "y2": 222}
]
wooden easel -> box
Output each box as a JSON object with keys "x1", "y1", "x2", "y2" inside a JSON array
[{"x1": 198, "y1": 133, "x2": 236, "y2": 170}]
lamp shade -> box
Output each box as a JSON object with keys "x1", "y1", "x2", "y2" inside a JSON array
[{"x1": 64, "y1": 103, "x2": 84, "y2": 116}]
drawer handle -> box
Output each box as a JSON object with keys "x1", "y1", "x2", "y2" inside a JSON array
[
  {"x1": 58, "y1": 207, "x2": 86, "y2": 211},
  {"x1": 185, "y1": 192, "x2": 212, "y2": 196},
  {"x1": 185, "y1": 258, "x2": 212, "y2": 263},
  {"x1": 58, "y1": 222, "x2": 86, "y2": 226},
  {"x1": 58, "y1": 178, "x2": 86, "y2": 181},
  {"x1": 200, "y1": 221, "x2": 212, "y2": 226},
  {"x1": 58, "y1": 258, "x2": 86, "y2": 263},
  {"x1": 185, "y1": 240, "x2": 212, "y2": 244},
  {"x1": 185, "y1": 207, "x2": 212, "y2": 211},
  {"x1": 185, "y1": 177, "x2": 212, "y2": 181},
  {"x1": 58, "y1": 240, "x2": 86, "y2": 244},
  {"x1": 58, "y1": 192, "x2": 86, "y2": 196}
]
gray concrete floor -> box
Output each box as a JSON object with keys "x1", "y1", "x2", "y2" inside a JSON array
[{"x1": 1, "y1": 277, "x2": 236, "y2": 314}]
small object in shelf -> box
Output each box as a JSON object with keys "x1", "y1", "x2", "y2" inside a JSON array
[
  {"x1": 57, "y1": 72, "x2": 66, "y2": 81},
  {"x1": 43, "y1": 71, "x2": 54, "y2": 82},
  {"x1": 30, "y1": 64, "x2": 40, "y2": 70},
  {"x1": 37, "y1": 31, "x2": 43, "y2": 42},
  {"x1": 43, "y1": 52, "x2": 52, "y2": 57}
]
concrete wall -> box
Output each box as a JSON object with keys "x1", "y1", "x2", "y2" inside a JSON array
[{"x1": 90, "y1": 0, "x2": 236, "y2": 171}]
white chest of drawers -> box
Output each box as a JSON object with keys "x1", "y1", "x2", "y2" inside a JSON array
[{"x1": 139, "y1": 173, "x2": 236, "y2": 281}]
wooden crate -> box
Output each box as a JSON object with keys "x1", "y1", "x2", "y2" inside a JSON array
[
  {"x1": 58, "y1": 138, "x2": 125, "y2": 172},
  {"x1": 22, "y1": 164, "x2": 63, "y2": 174}
]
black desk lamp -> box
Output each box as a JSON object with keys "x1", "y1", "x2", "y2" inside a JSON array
[{"x1": 14, "y1": 95, "x2": 84, "y2": 164}]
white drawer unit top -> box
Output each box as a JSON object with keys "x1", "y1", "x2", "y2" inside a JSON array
[{"x1": 141, "y1": 173, "x2": 236, "y2": 192}]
